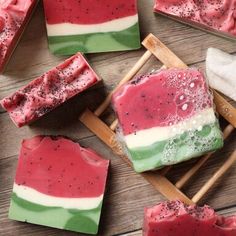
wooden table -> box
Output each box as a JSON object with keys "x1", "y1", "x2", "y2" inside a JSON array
[{"x1": 0, "y1": 1, "x2": 236, "y2": 235}]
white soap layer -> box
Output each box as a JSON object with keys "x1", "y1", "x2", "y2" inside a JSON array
[
  {"x1": 13, "y1": 183, "x2": 103, "y2": 210},
  {"x1": 46, "y1": 15, "x2": 138, "y2": 36},
  {"x1": 125, "y1": 108, "x2": 216, "y2": 149}
]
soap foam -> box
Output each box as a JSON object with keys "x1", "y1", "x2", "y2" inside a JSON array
[{"x1": 161, "y1": 123, "x2": 221, "y2": 165}]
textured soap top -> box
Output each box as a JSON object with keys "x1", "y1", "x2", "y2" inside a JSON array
[
  {"x1": 154, "y1": 0, "x2": 236, "y2": 37},
  {"x1": 144, "y1": 200, "x2": 236, "y2": 236},
  {"x1": 0, "y1": 0, "x2": 37, "y2": 72},
  {"x1": 1, "y1": 53, "x2": 100, "y2": 127}
]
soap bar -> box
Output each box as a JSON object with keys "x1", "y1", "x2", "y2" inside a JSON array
[
  {"x1": 0, "y1": 53, "x2": 100, "y2": 127},
  {"x1": 112, "y1": 68, "x2": 223, "y2": 172},
  {"x1": 0, "y1": 0, "x2": 38, "y2": 73},
  {"x1": 144, "y1": 200, "x2": 236, "y2": 236},
  {"x1": 43, "y1": 0, "x2": 140, "y2": 55},
  {"x1": 9, "y1": 136, "x2": 109, "y2": 234},
  {"x1": 206, "y1": 47, "x2": 236, "y2": 102},
  {"x1": 154, "y1": 0, "x2": 236, "y2": 39}
]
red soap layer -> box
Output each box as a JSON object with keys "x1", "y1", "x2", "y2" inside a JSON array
[
  {"x1": 144, "y1": 200, "x2": 236, "y2": 236},
  {"x1": 112, "y1": 68, "x2": 212, "y2": 136},
  {"x1": 154, "y1": 0, "x2": 236, "y2": 37},
  {"x1": 43, "y1": 0, "x2": 137, "y2": 25},
  {"x1": 0, "y1": 0, "x2": 38, "y2": 72},
  {"x1": 1, "y1": 53, "x2": 100, "y2": 127},
  {"x1": 15, "y1": 136, "x2": 109, "y2": 198}
]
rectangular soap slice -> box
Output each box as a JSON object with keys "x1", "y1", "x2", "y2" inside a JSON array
[
  {"x1": 112, "y1": 68, "x2": 223, "y2": 173},
  {"x1": 0, "y1": 53, "x2": 100, "y2": 127},
  {"x1": 43, "y1": 0, "x2": 140, "y2": 55},
  {"x1": 154, "y1": 0, "x2": 236, "y2": 39},
  {"x1": 0, "y1": 0, "x2": 38, "y2": 73},
  {"x1": 144, "y1": 200, "x2": 236, "y2": 236},
  {"x1": 9, "y1": 136, "x2": 109, "y2": 234}
]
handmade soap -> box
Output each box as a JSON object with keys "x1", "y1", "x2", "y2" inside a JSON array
[
  {"x1": 154, "y1": 0, "x2": 236, "y2": 39},
  {"x1": 206, "y1": 48, "x2": 236, "y2": 102},
  {"x1": 43, "y1": 0, "x2": 140, "y2": 55},
  {"x1": 0, "y1": 53, "x2": 100, "y2": 127},
  {"x1": 144, "y1": 200, "x2": 236, "y2": 236},
  {"x1": 9, "y1": 136, "x2": 109, "y2": 234},
  {"x1": 112, "y1": 68, "x2": 223, "y2": 172},
  {"x1": 0, "y1": 0, "x2": 38, "y2": 73}
]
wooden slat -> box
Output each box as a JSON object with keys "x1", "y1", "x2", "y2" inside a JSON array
[
  {"x1": 94, "y1": 50, "x2": 152, "y2": 117},
  {"x1": 192, "y1": 150, "x2": 236, "y2": 203},
  {"x1": 213, "y1": 90, "x2": 236, "y2": 128},
  {"x1": 142, "y1": 33, "x2": 187, "y2": 69},
  {"x1": 80, "y1": 109, "x2": 119, "y2": 152},
  {"x1": 175, "y1": 124, "x2": 235, "y2": 189},
  {"x1": 142, "y1": 172, "x2": 193, "y2": 205}
]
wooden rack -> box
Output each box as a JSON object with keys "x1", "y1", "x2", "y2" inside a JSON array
[{"x1": 80, "y1": 34, "x2": 236, "y2": 205}]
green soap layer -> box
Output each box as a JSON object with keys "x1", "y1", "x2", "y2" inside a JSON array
[
  {"x1": 48, "y1": 23, "x2": 140, "y2": 55},
  {"x1": 9, "y1": 193, "x2": 102, "y2": 234},
  {"x1": 127, "y1": 123, "x2": 223, "y2": 173}
]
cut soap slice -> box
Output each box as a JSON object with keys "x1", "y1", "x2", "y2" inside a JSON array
[
  {"x1": 144, "y1": 200, "x2": 236, "y2": 236},
  {"x1": 112, "y1": 68, "x2": 223, "y2": 172},
  {"x1": 43, "y1": 0, "x2": 140, "y2": 55},
  {"x1": 154, "y1": 0, "x2": 236, "y2": 39},
  {"x1": 9, "y1": 136, "x2": 110, "y2": 234},
  {"x1": 0, "y1": 0, "x2": 38, "y2": 73},
  {"x1": 0, "y1": 53, "x2": 100, "y2": 127}
]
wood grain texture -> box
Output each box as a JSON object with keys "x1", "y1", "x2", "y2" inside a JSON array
[{"x1": 0, "y1": 0, "x2": 236, "y2": 235}]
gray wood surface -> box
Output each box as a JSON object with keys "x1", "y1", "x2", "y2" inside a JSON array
[{"x1": 0, "y1": 0, "x2": 236, "y2": 235}]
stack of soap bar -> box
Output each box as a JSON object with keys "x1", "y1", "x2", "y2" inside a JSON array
[
  {"x1": 144, "y1": 200, "x2": 236, "y2": 236},
  {"x1": 0, "y1": 53, "x2": 100, "y2": 127},
  {"x1": 154, "y1": 0, "x2": 236, "y2": 39},
  {"x1": 43, "y1": 0, "x2": 140, "y2": 55},
  {"x1": 9, "y1": 136, "x2": 109, "y2": 234},
  {"x1": 0, "y1": 0, "x2": 38, "y2": 73},
  {"x1": 112, "y1": 68, "x2": 223, "y2": 172}
]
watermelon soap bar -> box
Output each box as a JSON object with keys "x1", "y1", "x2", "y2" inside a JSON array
[
  {"x1": 112, "y1": 68, "x2": 223, "y2": 172},
  {"x1": 154, "y1": 0, "x2": 236, "y2": 39},
  {"x1": 43, "y1": 0, "x2": 140, "y2": 55},
  {"x1": 144, "y1": 200, "x2": 236, "y2": 236},
  {"x1": 0, "y1": 0, "x2": 38, "y2": 73},
  {"x1": 0, "y1": 53, "x2": 100, "y2": 127},
  {"x1": 9, "y1": 136, "x2": 109, "y2": 234}
]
